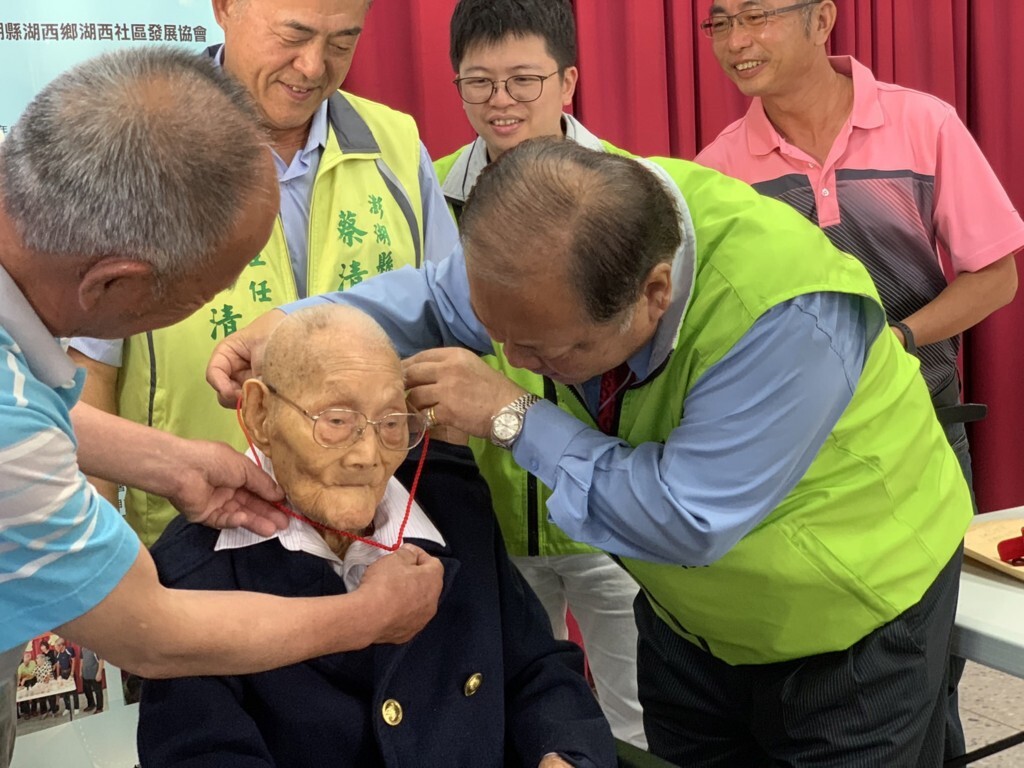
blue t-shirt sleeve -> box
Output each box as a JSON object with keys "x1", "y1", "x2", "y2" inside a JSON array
[
  {"x1": 513, "y1": 292, "x2": 870, "y2": 565},
  {"x1": 0, "y1": 339, "x2": 139, "y2": 649}
]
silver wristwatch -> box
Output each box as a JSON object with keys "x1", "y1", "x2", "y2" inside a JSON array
[{"x1": 489, "y1": 394, "x2": 541, "y2": 449}]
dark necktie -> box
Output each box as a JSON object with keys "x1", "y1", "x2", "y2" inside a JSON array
[{"x1": 597, "y1": 362, "x2": 632, "y2": 434}]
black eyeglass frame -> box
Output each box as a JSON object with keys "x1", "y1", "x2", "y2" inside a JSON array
[
  {"x1": 699, "y1": 1, "x2": 822, "y2": 39},
  {"x1": 452, "y1": 71, "x2": 561, "y2": 104},
  {"x1": 263, "y1": 382, "x2": 426, "y2": 451}
]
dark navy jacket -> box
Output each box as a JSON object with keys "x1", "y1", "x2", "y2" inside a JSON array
[{"x1": 138, "y1": 442, "x2": 616, "y2": 767}]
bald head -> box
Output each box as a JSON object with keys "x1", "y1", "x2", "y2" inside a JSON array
[
  {"x1": 262, "y1": 305, "x2": 399, "y2": 393},
  {"x1": 460, "y1": 137, "x2": 682, "y2": 324},
  {"x1": 244, "y1": 305, "x2": 409, "y2": 541}
]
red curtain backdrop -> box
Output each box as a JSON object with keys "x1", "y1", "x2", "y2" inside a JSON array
[{"x1": 347, "y1": 1, "x2": 1024, "y2": 513}]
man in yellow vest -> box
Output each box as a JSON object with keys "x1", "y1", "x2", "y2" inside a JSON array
[
  {"x1": 69, "y1": 0, "x2": 459, "y2": 546},
  {"x1": 208, "y1": 139, "x2": 972, "y2": 767},
  {"x1": 432, "y1": 0, "x2": 645, "y2": 747}
]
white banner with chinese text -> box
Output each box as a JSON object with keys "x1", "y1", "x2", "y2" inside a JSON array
[{"x1": 0, "y1": 1, "x2": 219, "y2": 135}]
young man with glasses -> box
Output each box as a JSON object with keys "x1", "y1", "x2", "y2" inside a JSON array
[
  {"x1": 695, "y1": 0, "x2": 1024, "y2": 759},
  {"x1": 138, "y1": 305, "x2": 616, "y2": 768},
  {"x1": 432, "y1": 0, "x2": 647, "y2": 748}
]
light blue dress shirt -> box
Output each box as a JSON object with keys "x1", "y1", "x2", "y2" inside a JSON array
[
  {"x1": 290, "y1": 247, "x2": 872, "y2": 566},
  {"x1": 273, "y1": 101, "x2": 327, "y2": 296}
]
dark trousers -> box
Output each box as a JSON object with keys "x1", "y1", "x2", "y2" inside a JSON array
[
  {"x1": 636, "y1": 545, "x2": 963, "y2": 767},
  {"x1": 17, "y1": 681, "x2": 37, "y2": 717},
  {"x1": 943, "y1": 420, "x2": 973, "y2": 760},
  {"x1": 58, "y1": 673, "x2": 79, "y2": 712},
  {"x1": 17, "y1": 699, "x2": 37, "y2": 717},
  {"x1": 82, "y1": 679, "x2": 103, "y2": 711}
]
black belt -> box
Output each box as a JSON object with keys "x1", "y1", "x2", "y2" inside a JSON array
[{"x1": 931, "y1": 376, "x2": 988, "y2": 427}]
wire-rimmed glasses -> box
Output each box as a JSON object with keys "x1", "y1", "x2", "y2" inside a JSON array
[
  {"x1": 699, "y1": 2, "x2": 822, "y2": 39},
  {"x1": 265, "y1": 383, "x2": 427, "y2": 451}
]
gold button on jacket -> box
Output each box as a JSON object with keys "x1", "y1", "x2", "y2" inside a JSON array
[
  {"x1": 463, "y1": 673, "x2": 483, "y2": 697},
  {"x1": 382, "y1": 699, "x2": 403, "y2": 726}
]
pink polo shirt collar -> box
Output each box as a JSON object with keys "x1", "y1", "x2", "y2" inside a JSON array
[{"x1": 745, "y1": 56, "x2": 884, "y2": 157}]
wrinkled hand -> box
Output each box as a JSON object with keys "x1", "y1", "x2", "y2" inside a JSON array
[
  {"x1": 358, "y1": 544, "x2": 444, "y2": 644},
  {"x1": 403, "y1": 348, "x2": 527, "y2": 438},
  {"x1": 169, "y1": 439, "x2": 287, "y2": 537},
  {"x1": 206, "y1": 308, "x2": 287, "y2": 408}
]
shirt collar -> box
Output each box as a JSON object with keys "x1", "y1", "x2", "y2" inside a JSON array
[
  {"x1": 562, "y1": 113, "x2": 606, "y2": 151},
  {"x1": 0, "y1": 263, "x2": 78, "y2": 390},
  {"x1": 626, "y1": 160, "x2": 698, "y2": 381},
  {"x1": 306, "y1": 102, "x2": 330, "y2": 154},
  {"x1": 216, "y1": 448, "x2": 446, "y2": 593},
  {"x1": 440, "y1": 114, "x2": 605, "y2": 204},
  {"x1": 745, "y1": 55, "x2": 882, "y2": 156},
  {"x1": 841, "y1": 55, "x2": 884, "y2": 129},
  {"x1": 271, "y1": 102, "x2": 329, "y2": 181}
]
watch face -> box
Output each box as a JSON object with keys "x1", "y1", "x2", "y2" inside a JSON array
[{"x1": 492, "y1": 411, "x2": 523, "y2": 443}]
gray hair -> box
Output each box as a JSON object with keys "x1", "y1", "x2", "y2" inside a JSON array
[
  {"x1": 460, "y1": 138, "x2": 682, "y2": 324},
  {"x1": 802, "y1": 0, "x2": 827, "y2": 34},
  {"x1": 0, "y1": 46, "x2": 267, "y2": 283}
]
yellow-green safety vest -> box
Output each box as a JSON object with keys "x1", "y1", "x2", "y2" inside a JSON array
[
  {"x1": 119, "y1": 91, "x2": 425, "y2": 545},
  {"x1": 554, "y1": 157, "x2": 971, "y2": 664}
]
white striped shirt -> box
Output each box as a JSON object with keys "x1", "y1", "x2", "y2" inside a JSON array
[{"x1": 0, "y1": 264, "x2": 139, "y2": 650}]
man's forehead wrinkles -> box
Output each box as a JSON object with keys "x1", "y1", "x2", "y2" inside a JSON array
[
  {"x1": 710, "y1": 0, "x2": 765, "y2": 12},
  {"x1": 279, "y1": 19, "x2": 363, "y2": 37}
]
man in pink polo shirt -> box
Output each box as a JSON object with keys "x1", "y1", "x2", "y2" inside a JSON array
[{"x1": 695, "y1": 0, "x2": 1024, "y2": 760}]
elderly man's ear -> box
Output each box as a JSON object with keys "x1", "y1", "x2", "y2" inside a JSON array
[{"x1": 241, "y1": 379, "x2": 274, "y2": 455}]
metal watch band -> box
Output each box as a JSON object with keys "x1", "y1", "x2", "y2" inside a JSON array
[
  {"x1": 489, "y1": 394, "x2": 542, "y2": 449},
  {"x1": 506, "y1": 393, "x2": 541, "y2": 415}
]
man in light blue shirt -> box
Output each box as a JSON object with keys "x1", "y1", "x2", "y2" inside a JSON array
[
  {"x1": 213, "y1": 188, "x2": 869, "y2": 569},
  {"x1": 208, "y1": 139, "x2": 968, "y2": 766}
]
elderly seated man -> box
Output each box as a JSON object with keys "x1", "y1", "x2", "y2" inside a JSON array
[{"x1": 137, "y1": 305, "x2": 615, "y2": 768}]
